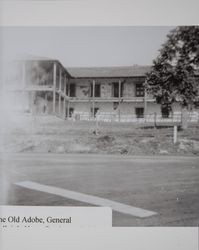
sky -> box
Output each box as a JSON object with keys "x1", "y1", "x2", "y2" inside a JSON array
[{"x1": 0, "y1": 26, "x2": 173, "y2": 67}]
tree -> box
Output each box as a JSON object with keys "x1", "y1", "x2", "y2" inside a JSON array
[{"x1": 145, "y1": 26, "x2": 199, "y2": 127}]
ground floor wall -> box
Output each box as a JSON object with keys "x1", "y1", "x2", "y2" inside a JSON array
[
  {"x1": 69, "y1": 101, "x2": 199, "y2": 123},
  {"x1": 10, "y1": 91, "x2": 199, "y2": 123}
]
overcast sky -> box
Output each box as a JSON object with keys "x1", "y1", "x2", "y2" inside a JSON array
[{"x1": 0, "y1": 26, "x2": 173, "y2": 67}]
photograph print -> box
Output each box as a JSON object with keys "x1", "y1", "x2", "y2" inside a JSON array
[{"x1": 0, "y1": 26, "x2": 199, "y2": 226}]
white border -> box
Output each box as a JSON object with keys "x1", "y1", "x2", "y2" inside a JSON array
[{"x1": 0, "y1": 0, "x2": 199, "y2": 26}]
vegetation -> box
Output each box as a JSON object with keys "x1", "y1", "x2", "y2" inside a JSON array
[{"x1": 145, "y1": 26, "x2": 199, "y2": 109}]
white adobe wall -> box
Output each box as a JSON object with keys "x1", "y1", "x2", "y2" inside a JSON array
[
  {"x1": 17, "y1": 76, "x2": 198, "y2": 122},
  {"x1": 71, "y1": 101, "x2": 154, "y2": 122},
  {"x1": 124, "y1": 78, "x2": 145, "y2": 97},
  {"x1": 70, "y1": 77, "x2": 145, "y2": 99},
  {"x1": 72, "y1": 101, "x2": 147, "y2": 115},
  {"x1": 147, "y1": 103, "x2": 161, "y2": 115},
  {"x1": 70, "y1": 79, "x2": 90, "y2": 99}
]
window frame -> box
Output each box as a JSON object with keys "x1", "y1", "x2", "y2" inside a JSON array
[
  {"x1": 90, "y1": 83, "x2": 101, "y2": 97},
  {"x1": 135, "y1": 107, "x2": 144, "y2": 118},
  {"x1": 135, "y1": 83, "x2": 145, "y2": 97},
  {"x1": 69, "y1": 83, "x2": 76, "y2": 97}
]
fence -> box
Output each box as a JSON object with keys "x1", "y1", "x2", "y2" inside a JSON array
[{"x1": 70, "y1": 111, "x2": 199, "y2": 124}]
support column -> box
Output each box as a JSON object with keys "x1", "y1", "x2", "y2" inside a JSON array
[
  {"x1": 63, "y1": 75, "x2": 66, "y2": 119},
  {"x1": 118, "y1": 80, "x2": 121, "y2": 122},
  {"x1": 58, "y1": 94, "x2": 61, "y2": 116},
  {"x1": 67, "y1": 79, "x2": 70, "y2": 120},
  {"x1": 173, "y1": 125, "x2": 177, "y2": 144},
  {"x1": 58, "y1": 68, "x2": 62, "y2": 116},
  {"x1": 59, "y1": 68, "x2": 62, "y2": 91},
  {"x1": 92, "y1": 80, "x2": 95, "y2": 118},
  {"x1": 144, "y1": 85, "x2": 148, "y2": 120},
  {"x1": 53, "y1": 63, "x2": 57, "y2": 114}
]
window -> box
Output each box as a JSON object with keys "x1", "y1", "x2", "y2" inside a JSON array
[
  {"x1": 66, "y1": 107, "x2": 74, "y2": 118},
  {"x1": 112, "y1": 82, "x2": 119, "y2": 97},
  {"x1": 121, "y1": 83, "x2": 124, "y2": 97},
  {"x1": 194, "y1": 101, "x2": 199, "y2": 109},
  {"x1": 69, "y1": 84, "x2": 76, "y2": 97},
  {"x1": 135, "y1": 107, "x2": 144, "y2": 118},
  {"x1": 161, "y1": 105, "x2": 171, "y2": 118},
  {"x1": 135, "y1": 83, "x2": 144, "y2": 97},
  {"x1": 90, "y1": 83, "x2": 101, "y2": 97},
  {"x1": 91, "y1": 107, "x2": 99, "y2": 117},
  {"x1": 112, "y1": 82, "x2": 124, "y2": 97},
  {"x1": 66, "y1": 84, "x2": 69, "y2": 95}
]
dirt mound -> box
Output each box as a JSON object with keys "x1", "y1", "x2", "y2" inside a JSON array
[{"x1": 97, "y1": 135, "x2": 115, "y2": 143}]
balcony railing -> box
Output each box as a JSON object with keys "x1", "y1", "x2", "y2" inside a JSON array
[{"x1": 68, "y1": 96, "x2": 155, "y2": 102}]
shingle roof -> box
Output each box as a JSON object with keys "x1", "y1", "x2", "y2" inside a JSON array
[{"x1": 67, "y1": 66, "x2": 151, "y2": 78}]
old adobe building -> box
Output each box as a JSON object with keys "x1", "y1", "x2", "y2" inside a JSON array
[{"x1": 8, "y1": 58, "x2": 199, "y2": 123}]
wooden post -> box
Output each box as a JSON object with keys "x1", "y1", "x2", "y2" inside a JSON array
[
  {"x1": 144, "y1": 87, "x2": 147, "y2": 122},
  {"x1": 53, "y1": 63, "x2": 56, "y2": 114},
  {"x1": 154, "y1": 112, "x2": 157, "y2": 128},
  {"x1": 65, "y1": 77, "x2": 68, "y2": 96},
  {"x1": 67, "y1": 101, "x2": 70, "y2": 120},
  {"x1": 67, "y1": 79, "x2": 70, "y2": 120},
  {"x1": 63, "y1": 76, "x2": 66, "y2": 119},
  {"x1": 58, "y1": 68, "x2": 62, "y2": 116},
  {"x1": 58, "y1": 95, "x2": 61, "y2": 116},
  {"x1": 173, "y1": 125, "x2": 177, "y2": 144},
  {"x1": 118, "y1": 80, "x2": 121, "y2": 122},
  {"x1": 59, "y1": 68, "x2": 62, "y2": 91},
  {"x1": 67, "y1": 77, "x2": 70, "y2": 97},
  {"x1": 92, "y1": 80, "x2": 95, "y2": 118}
]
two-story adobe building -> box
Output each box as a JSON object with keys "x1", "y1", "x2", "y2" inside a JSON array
[{"x1": 7, "y1": 58, "x2": 199, "y2": 123}]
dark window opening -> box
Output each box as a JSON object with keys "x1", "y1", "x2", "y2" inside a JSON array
[
  {"x1": 161, "y1": 105, "x2": 171, "y2": 118},
  {"x1": 66, "y1": 107, "x2": 74, "y2": 117},
  {"x1": 195, "y1": 102, "x2": 199, "y2": 108},
  {"x1": 194, "y1": 98, "x2": 199, "y2": 108},
  {"x1": 66, "y1": 84, "x2": 69, "y2": 95},
  {"x1": 135, "y1": 83, "x2": 144, "y2": 97},
  {"x1": 135, "y1": 107, "x2": 144, "y2": 118},
  {"x1": 69, "y1": 84, "x2": 76, "y2": 97},
  {"x1": 121, "y1": 82, "x2": 124, "y2": 97},
  {"x1": 91, "y1": 108, "x2": 99, "y2": 117},
  {"x1": 113, "y1": 82, "x2": 119, "y2": 97},
  {"x1": 90, "y1": 83, "x2": 101, "y2": 97},
  {"x1": 112, "y1": 82, "x2": 124, "y2": 97}
]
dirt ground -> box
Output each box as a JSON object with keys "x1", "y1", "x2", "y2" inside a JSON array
[
  {"x1": 1, "y1": 116, "x2": 199, "y2": 227},
  {"x1": 2, "y1": 115, "x2": 199, "y2": 155},
  {"x1": 2, "y1": 153, "x2": 199, "y2": 226}
]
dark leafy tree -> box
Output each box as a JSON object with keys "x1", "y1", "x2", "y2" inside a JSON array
[{"x1": 145, "y1": 26, "x2": 199, "y2": 109}]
